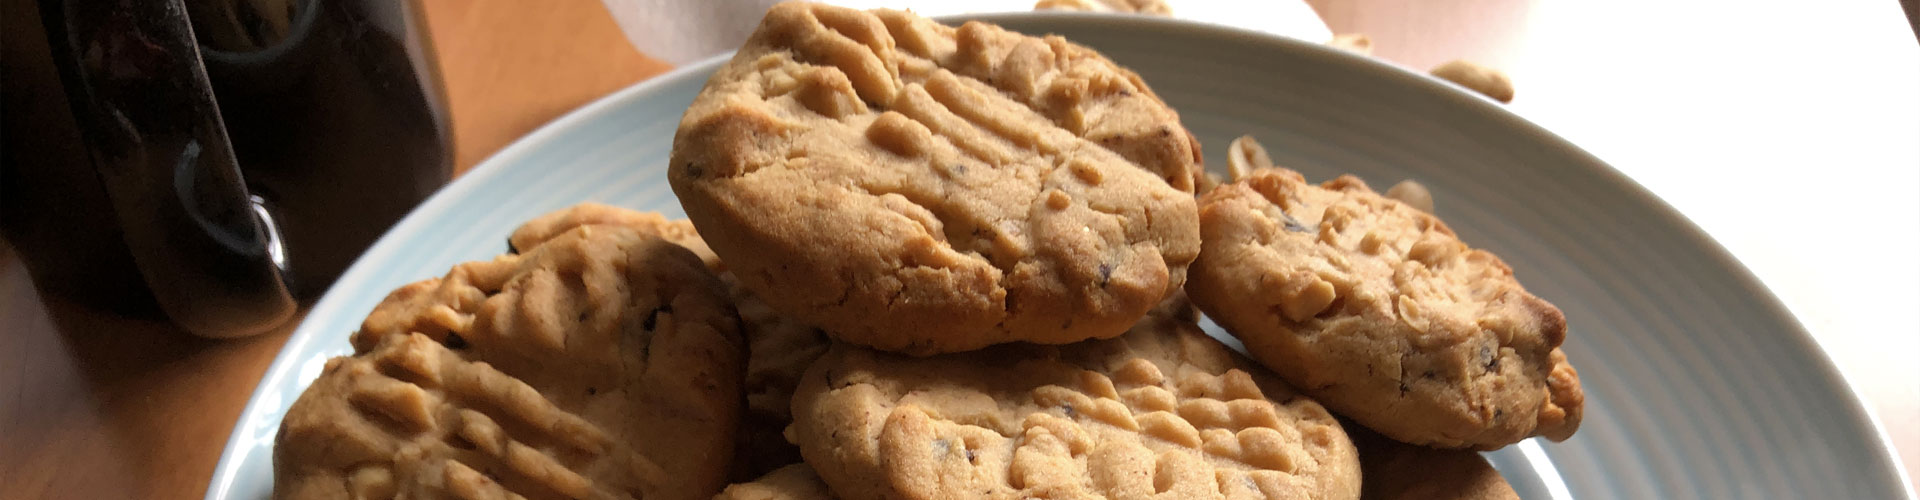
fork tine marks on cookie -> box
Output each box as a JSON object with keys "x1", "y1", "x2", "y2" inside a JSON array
[
  {"x1": 671, "y1": 2, "x2": 1203, "y2": 355},
  {"x1": 790, "y1": 308, "x2": 1361, "y2": 500},
  {"x1": 771, "y1": 2, "x2": 899, "y2": 105},
  {"x1": 275, "y1": 224, "x2": 743, "y2": 500},
  {"x1": 891, "y1": 82, "x2": 1017, "y2": 166}
]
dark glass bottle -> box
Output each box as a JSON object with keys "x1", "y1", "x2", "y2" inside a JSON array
[{"x1": 0, "y1": 0, "x2": 451, "y2": 337}]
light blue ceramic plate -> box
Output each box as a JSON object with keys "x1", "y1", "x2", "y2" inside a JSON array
[{"x1": 207, "y1": 13, "x2": 1912, "y2": 499}]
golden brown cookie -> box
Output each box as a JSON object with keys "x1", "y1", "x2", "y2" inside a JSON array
[
  {"x1": 1186, "y1": 165, "x2": 1583, "y2": 449},
  {"x1": 1348, "y1": 425, "x2": 1518, "y2": 500},
  {"x1": 507, "y1": 202, "x2": 717, "y2": 266},
  {"x1": 274, "y1": 226, "x2": 744, "y2": 500},
  {"x1": 499, "y1": 203, "x2": 830, "y2": 479},
  {"x1": 726, "y1": 270, "x2": 833, "y2": 478},
  {"x1": 670, "y1": 1, "x2": 1203, "y2": 355},
  {"x1": 715, "y1": 463, "x2": 837, "y2": 500},
  {"x1": 790, "y1": 310, "x2": 1361, "y2": 500}
]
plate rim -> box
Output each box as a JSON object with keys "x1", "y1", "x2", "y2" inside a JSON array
[
  {"x1": 963, "y1": 13, "x2": 1920, "y2": 495},
  {"x1": 204, "y1": 13, "x2": 1914, "y2": 499}
]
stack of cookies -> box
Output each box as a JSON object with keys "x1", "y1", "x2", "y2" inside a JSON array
[{"x1": 272, "y1": 3, "x2": 1583, "y2": 499}]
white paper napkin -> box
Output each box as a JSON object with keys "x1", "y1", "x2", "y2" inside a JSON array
[{"x1": 598, "y1": 0, "x2": 1331, "y2": 65}]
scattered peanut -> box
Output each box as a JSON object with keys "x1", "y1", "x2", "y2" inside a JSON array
[
  {"x1": 1034, "y1": 0, "x2": 1172, "y2": 15},
  {"x1": 1429, "y1": 59, "x2": 1514, "y2": 103},
  {"x1": 1197, "y1": 171, "x2": 1225, "y2": 195},
  {"x1": 1385, "y1": 180, "x2": 1434, "y2": 213},
  {"x1": 1326, "y1": 33, "x2": 1373, "y2": 56},
  {"x1": 1035, "y1": 0, "x2": 1108, "y2": 12},
  {"x1": 1226, "y1": 135, "x2": 1274, "y2": 182}
]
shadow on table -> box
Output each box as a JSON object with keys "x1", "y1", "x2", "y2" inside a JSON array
[{"x1": 0, "y1": 241, "x2": 297, "y2": 497}]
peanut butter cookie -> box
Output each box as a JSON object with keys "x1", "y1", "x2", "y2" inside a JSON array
[
  {"x1": 670, "y1": 1, "x2": 1203, "y2": 355},
  {"x1": 727, "y1": 272, "x2": 833, "y2": 478},
  {"x1": 716, "y1": 463, "x2": 836, "y2": 500},
  {"x1": 274, "y1": 225, "x2": 743, "y2": 500},
  {"x1": 790, "y1": 310, "x2": 1361, "y2": 500},
  {"x1": 1186, "y1": 165, "x2": 1583, "y2": 449},
  {"x1": 1348, "y1": 425, "x2": 1518, "y2": 500},
  {"x1": 507, "y1": 202, "x2": 716, "y2": 266},
  {"x1": 502, "y1": 203, "x2": 830, "y2": 479}
]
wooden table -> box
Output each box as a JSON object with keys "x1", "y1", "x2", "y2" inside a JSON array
[{"x1": 3, "y1": 1, "x2": 1906, "y2": 498}]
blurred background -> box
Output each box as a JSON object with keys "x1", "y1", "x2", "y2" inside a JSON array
[{"x1": 1, "y1": 0, "x2": 1915, "y2": 497}]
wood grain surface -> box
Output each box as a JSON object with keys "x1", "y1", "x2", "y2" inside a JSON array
[{"x1": 0, "y1": 1, "x2": 1567, "y2": 498}]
